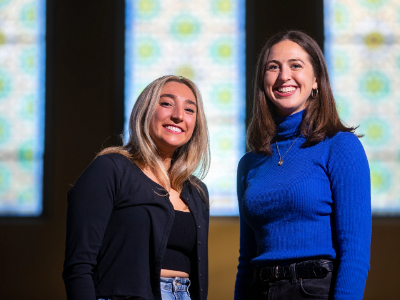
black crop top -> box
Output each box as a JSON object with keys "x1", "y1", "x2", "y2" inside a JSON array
[{"x1": 161, "y1": 210, "x2": 197, "y2": 274}]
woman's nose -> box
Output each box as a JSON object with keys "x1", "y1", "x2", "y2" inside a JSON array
[
  {"x1": 279, "y1": 66, "x2": 291, "y2": 81},
  {"x1": 171, "y1": 106, "x2": 184, "y2": 122}
]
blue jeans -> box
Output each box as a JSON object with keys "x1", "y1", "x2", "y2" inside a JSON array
[
  {"x1": 97, "y1": 277, "x2": 191, "y2": 300},
  {"x1": 160, "y1": 277, "x2": 191, "y2": 300}
]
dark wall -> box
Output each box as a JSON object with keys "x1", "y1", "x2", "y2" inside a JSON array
[
  {"x1": 0, "y1": 1, "x2": 398, "y2": 299},
  {"x1": 245, "y1": 0, "x2": 324, "y2": 125},
  {"x1": 0, "y1": 1, "x2": 124, "y2": 299}
]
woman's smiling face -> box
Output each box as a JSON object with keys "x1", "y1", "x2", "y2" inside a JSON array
[
  {"x1": 149, "y1": 81, "x2": 197, "y2": 158},
  {"x1": 264, "y1": 40, "x2": 318, "y2": 117}
]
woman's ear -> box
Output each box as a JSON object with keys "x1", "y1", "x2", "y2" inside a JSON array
[{"x1": 312, "y1": 77, "x2": 318, "y2": 90}]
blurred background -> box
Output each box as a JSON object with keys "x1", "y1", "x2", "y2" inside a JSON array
[{"x1": 0, "y1": 0, "x2": 399, "y2": 299}]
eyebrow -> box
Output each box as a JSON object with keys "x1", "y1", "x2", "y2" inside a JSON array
[
  {"x1": 160, "y1": 93, "x2": 197, "y2": 106},
  {"x1": 266, "y1": 58, "x2": 305, "y2": 65}
]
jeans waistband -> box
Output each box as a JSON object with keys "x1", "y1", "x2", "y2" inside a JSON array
[{"x1": 160, "y1": 276, "x2": 191, "y2": 293}]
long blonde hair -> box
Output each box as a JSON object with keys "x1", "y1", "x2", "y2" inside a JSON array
[{"x1": 98, "y1": 75, "x2": 210, "y2": 195}]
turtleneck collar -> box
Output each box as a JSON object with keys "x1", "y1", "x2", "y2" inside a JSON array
[{"x1": 274, "y1": 109, "x2": 304, "y2": 140}]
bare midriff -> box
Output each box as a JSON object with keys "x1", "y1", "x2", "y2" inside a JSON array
[{"x1": 161, "y1": 269, "x2": 189, "y2": 278}]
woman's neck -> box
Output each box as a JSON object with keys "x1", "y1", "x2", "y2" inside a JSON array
[
  {"x1": 159, "y1": 155, "x2": 172, "y2": 171},
  {"x1": 274, "y1": 109, "x2": 304, "y2": 140}
]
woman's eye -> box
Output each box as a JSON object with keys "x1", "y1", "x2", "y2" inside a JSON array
[
  {"x1": 267, "y1": 65, "x2": 278, "y2": 70},
  {"x1": 160, "y1": 101, "x2": 172, "y2": 107},
  {"x1": 292, "y1": 64, "x2": 302, "y2": 69},
  {"x1": 185, "y1": 108, "x2": 195, "y2": 113}
]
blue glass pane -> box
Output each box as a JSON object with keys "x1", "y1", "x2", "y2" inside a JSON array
[
  {"x1": 0, "y1": 0, "x2": 46, "y2": 216},
  {"x1": 324, "y1": 0, "x2": 400, "y2": 215}
]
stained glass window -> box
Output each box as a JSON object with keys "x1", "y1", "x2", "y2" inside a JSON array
[
  {"x1": 324, "y1": 0, "x2": 400, "y2": 214},
  {"x1": 0, "y1": 0, "x2": 46, "y2": 216},
  {"x1": 125, "y1": 0, "x2": 246, "y2": 215}
]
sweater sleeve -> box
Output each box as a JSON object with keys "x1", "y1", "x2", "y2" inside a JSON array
[
  {"x1": 327, "y1": 133, "x2": 371, "y2": 300},
  {"x1": 234, "y1": 154, "x2": 258, "y2": 300},
  {"x1": 62, "y1": 155, "x2": 119, "y2": 300}
]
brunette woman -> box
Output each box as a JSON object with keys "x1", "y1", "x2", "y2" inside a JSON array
[
  {"x1": 63, "y1": 75, "x2": 210, "y2": 300},
  {"x1": 235, "y1": 31, "x2": 371, "y2": 299}
]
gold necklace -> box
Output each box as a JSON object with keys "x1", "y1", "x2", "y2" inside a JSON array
[{"x1": 275, "y1": 135, "x2": 300, "y2": 166}]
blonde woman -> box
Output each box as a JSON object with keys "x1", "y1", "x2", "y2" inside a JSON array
[{"x1": 63, "y1": 75, "x2": 210, "y2": 300}]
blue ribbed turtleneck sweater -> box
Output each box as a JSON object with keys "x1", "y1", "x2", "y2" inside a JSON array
[{"x1": 234, "y1": 110, "x2": 371, "y2": 300}]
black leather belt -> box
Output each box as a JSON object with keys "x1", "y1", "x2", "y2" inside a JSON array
[{"x1": 255, "y1": 259, "x2": 334, "y2": 282}]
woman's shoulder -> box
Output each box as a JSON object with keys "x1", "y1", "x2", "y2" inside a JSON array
[
  {"x1": 238, "y1": 151, "x2": 258, "y2": 164},
  {"x1": 330, "y1": 131, "x2": 359, "y2": 142},
  {"x1": 68, "y1": 153, "x2": 130, "y2": 196},
  {"x1": 95, "y1": 152, "x2": 137, "y2": 171},
  {"x1": 74, "y1": 153, "x2": 136, "y2": 181},
  {"x1": 326, "y1": 131, "x2": 368, "y2": 164},
  {"x1": 328, "y1": 131, "x2": 365, "y2": 151},
  {"x1": 97, "y1": 151, "x2": 131, "y2": 162},
  {"x1": 238, "y1": 151, "x2": 264, "y2": 174},
  {"x1": 82, "y1": 153, "x2": 143, "y2": 186}
]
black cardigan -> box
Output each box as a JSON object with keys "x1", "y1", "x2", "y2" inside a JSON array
[{"x1": 62, "y1": 153, "x2": 209, "y2": 300}]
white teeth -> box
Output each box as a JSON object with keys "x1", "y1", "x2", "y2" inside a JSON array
[
  {"x1": 278, "y1": 87, "x2": 296, "y2": 93},
  {"x1": 165, "y1": 126, "x2": 182, "y2": 133}
]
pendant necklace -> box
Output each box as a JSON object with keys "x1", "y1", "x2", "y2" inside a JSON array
[{"x1": 275, "y1": 135, "x2": 300, "y2": 166}]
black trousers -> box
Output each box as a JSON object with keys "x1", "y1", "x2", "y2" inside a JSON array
[{"x1": 247, "y1": 271, "x2": 334, "y2": 300}]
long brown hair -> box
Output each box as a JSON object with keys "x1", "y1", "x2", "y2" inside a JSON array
[
  {"x1": 97, "y1": 75, "x2": 210, "y2": 195},
  {"x1": 247, "y1": 30, "x2": 358, "y2": 155}
]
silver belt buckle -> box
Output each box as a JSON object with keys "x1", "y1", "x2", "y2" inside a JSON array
[{"x1": 275, "y1": 266, "x2": 279, "y2": 278}]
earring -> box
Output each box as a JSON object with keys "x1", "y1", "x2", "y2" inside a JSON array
[{"x1": 311, "y1": 88, "x2": 318, "y2": 99}]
